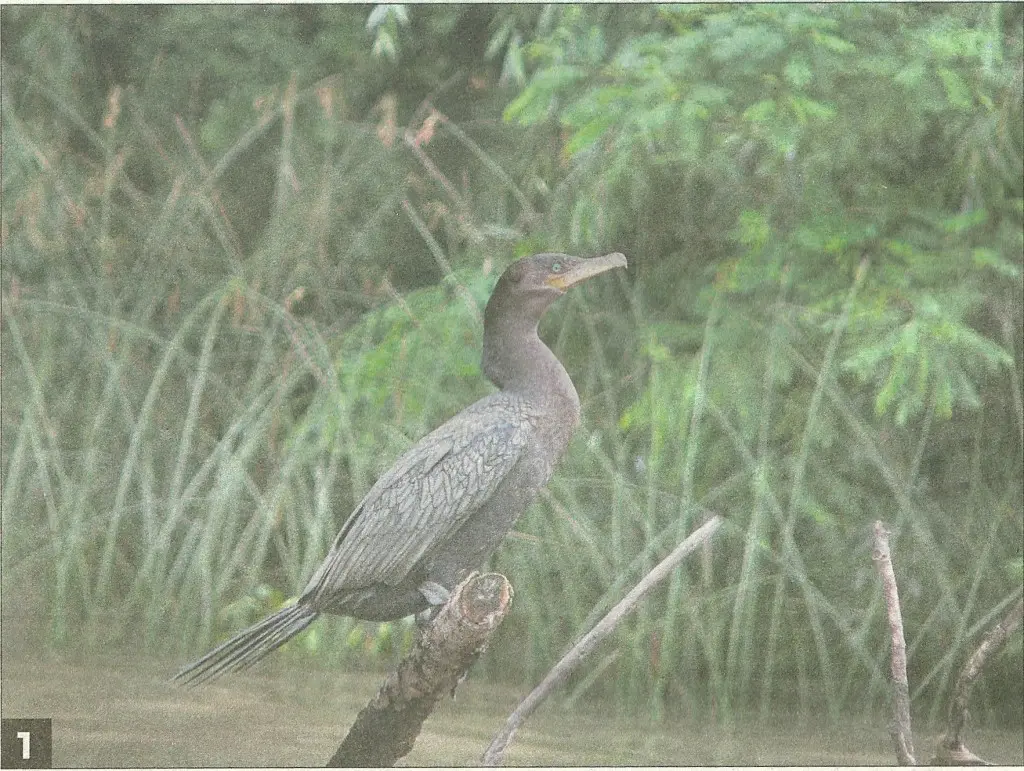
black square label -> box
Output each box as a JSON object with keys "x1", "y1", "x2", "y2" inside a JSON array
[{"x1": 1, "y1": 719, "x2": 52, "y2": 769}]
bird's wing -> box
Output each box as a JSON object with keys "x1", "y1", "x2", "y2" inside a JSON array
[{"x1": 303, "y1": 402, "x2": 530, "y2": 597}]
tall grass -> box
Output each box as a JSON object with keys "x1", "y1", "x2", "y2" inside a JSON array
[
  {"x1": 3, "y1": 36, "x2": 1021, "y2": 729},
  {"x1": 5, "y1": 232, "x2": 1022, "y2": 724}
]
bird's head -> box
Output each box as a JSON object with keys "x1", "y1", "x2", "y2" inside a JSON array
[{"x1": 486, "y1": 252, "x2": 627, "y2": 323}]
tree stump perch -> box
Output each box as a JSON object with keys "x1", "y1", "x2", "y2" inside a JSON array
[{"x1": 326, "y1": 572, "x2": 513, "y2": 767}]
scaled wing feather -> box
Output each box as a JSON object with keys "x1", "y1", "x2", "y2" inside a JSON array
[{"x1": 303, "y1": 403, "x2": 529, "y2": 598}]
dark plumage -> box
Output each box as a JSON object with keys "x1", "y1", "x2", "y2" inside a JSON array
[{"x1": 173, "y1": 252, "x2": 627, "y2": 685}]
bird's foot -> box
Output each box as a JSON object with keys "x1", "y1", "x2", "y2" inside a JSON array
[
  {"x1": 418, "y1": 580, "x2": 451, "y2": 606},
  {"x1": 414, "y1": 581, "x2": 451, "y2": 632}
]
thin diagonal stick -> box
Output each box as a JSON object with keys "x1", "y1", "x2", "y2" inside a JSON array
[{"x1": 483, "y1": 515, "x2": 724, "y2": 766}]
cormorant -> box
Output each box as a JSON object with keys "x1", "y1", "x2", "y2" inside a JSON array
[{"x1": 173, "y1": 252, "x2": 627, "y2": 685}]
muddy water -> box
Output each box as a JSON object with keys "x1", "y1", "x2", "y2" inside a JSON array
[{"x1": 2, "y1": 652, "x2": 1022, "y2": 767}]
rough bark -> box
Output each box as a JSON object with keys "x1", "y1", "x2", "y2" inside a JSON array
[{"x1": 326, "y1": 572, "x2": 513, "y2": 767}]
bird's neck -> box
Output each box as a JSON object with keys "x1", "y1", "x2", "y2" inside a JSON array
[{"x1": 482, "y1": 315, "x2": 581, "y2": 417}]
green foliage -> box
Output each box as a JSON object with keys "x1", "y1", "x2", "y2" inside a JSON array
[
  {"x1": 844, "y1": 290, "x2": 1013, "y2": 424},
  {"x1": 484, "y1": 2, "x2": 1023, "y2": 723},
  {"x1": 2, "y1": 3, "x2": 1022, "y2": 734}
]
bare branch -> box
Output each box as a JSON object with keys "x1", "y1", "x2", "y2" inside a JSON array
[
  {"x1": 482, "y1": 515, "x2": 723, "y2": 766},
  {"x1": 931, "y1": 594, "x2": 1023, "y2": 766},
  {"x1": 872, "y1": 520, "x2": 916, "y2": 766}
]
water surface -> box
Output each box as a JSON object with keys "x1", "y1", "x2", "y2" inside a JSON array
[{"x1": 2, "y1": 653, "x2": 1021, "y2": 766}]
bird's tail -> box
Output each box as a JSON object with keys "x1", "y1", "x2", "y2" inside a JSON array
[{"x1": 172, "y1": 603, "x2": 318, "y2": 687}]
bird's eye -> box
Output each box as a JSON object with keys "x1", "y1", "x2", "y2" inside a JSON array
[{"x1": 551, "y1": 261, "x2": 562, "y2": 272}]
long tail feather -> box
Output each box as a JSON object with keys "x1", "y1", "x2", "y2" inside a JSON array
[{"x1": 173, "y1": 603, "x2": 318, "y2": 686}]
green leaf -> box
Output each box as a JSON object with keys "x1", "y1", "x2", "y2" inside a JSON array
[
  {"x1": 934, "y1": 370, "x2": 954, "y2": 419},
  {"x1": 485, "y1": 16, "x2": 513, "y2": 60},
  {"x1": 789, "y1": 95, "x2": 836, "y2": 123},
  {"x1": 503, "y1": 64, "x2": 587, "y2": 125},
  {"x1": 503, "y1": 34, "x2": 526, "y2": 87},
  {"x1": 972, "y1": 248, "x2": 1023, "y2": 279},
  {"x1": 937, "y1": 67, "x2": 973, "y2": 110},
  {"x1": 565, "y1": 113, "x2": 617, "y2": 156},
  {"x1": 743, "y1": 98, "x2": 776, "y2": 123},
  {"x1": 372, "y1": 29, "x2": 396, "y2": 61},
  {"x1": 785, "y1": 57, "x2": 813, "y2": 89},
  {"x1": 954, "y1": 325, "x2": 1014, "y2": 369},
  {"x1": 953, "y1": 365, "x2": 982, "y2": 410},
  {"x1": 894, "y1": 62, "x2": 926, "y2": 87},
  {"x1": 942, "y1": 208, "x2": 988, "y2": 233},
  {"x1": 812, "y1": 30, "x2": 855, "y2": 53},
  {"x1": 736, "y1": 210, "x2": 772, "y2": 249},
  {"x1": 688, "y1": 84, "x2": 731, "y2": 105}
]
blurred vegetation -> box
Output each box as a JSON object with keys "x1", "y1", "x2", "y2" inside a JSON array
[{"x1": 2, "y1": 3, "x2": 1021, "y2": 729}]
